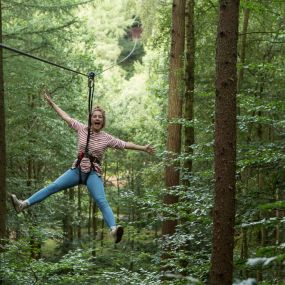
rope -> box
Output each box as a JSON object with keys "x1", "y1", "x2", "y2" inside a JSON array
[
  {"x1": 77, "y1": 71, "x2": 95, "y2": 185},
  {"x1": 85, "y1": 72, "x2": 95, "y2": 155},
  {"x1": 0, "y1": 43, "x2": 87, "y2": 77},
  {"x1": 96, "y1": 39, "x2": 138, "y2": 76},
  {"x1": 0, "y1": 39, "x2": 138, "y2": 77}
]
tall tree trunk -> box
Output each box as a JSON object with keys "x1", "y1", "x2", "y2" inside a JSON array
[
  {"x1": 116, "y1": 162, "x2": 120, "y2": 222},
  {"x1": 27, "y1": 94, "x2": 41, "y2": 259},
  {"x1": 100, "y1": 219, "x2": 104, "y2": 248},
  {"x1": 275, "y1": 187, "x2": 280, "y2": 245},
  {"x1": 237, "y1": 2, "x2": 249, "y2": 92},
  {"x1": 92, "y1": 201, "x2": 97, "y2": 257},
  {"x1": 240, "y1": 227, "x2": 248, "y2": 257},
  {"x1": 69, "y1": 188, "x2": 74, "y2": 241},
  {"x1": 275, "y1": 186, "x2": 283, "y2": 282},
  {"x1": 184, "y1": 0, "x2": 195, "y2": 178},
  {"x1": 209, "y1": 1, "x2": 240, "y2": 285},
  {"x1": 238, "y1": 4, "x2": 250, "y2": 278},
  {"x1": 161, "y1": 0, "x2": 185, "y2": 277},
  {"x1": 62, "y1": 189, "x2": 74, "y2": 253},
  {"x1": 162, "y1": 0, "x2": 186, "y2": 237},
  {"x1": 0, "y1": 0, "x2": 6, "y2": 244},
  {"x1": 88, "y1": 196, "x2": 92, "y2": 235},
  {"x1": 77, "y1": 185, "x2": 82, "y2": 239},
  {"x1": 256, "y1": 168, "x2": 264, "y2": 282},
  {"x1": 130, "y1": 165, "x2": 135, "y2": 250},
  {"x1": 180, "y1": 0, "x2": 195, "y2": 275}
]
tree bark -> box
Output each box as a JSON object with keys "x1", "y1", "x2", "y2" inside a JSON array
[
  {"x1": 77, "y1": 185, "x2": 82, "y2": 239},
  {"x1": 237, "y1": 2, "x2": 249, "y2": 92},
  {"x1": 209, "y1": 1, "x2": 240, "y2": 284},
  {"x1": 69, "y1": 188, "x2": 74, "y2": 241},
  {"x1": 180, "y1": 0, "x2": 195, "y2": 275},
  {"x1": 162, "y1": 0, "x2": 186, "y2": 237},
  {"x1": 27, "y1": 94, "x2": 41, "y2": 259},
  {"x1": 0, "y1": 0, "x2": 6, "y2": 244},
  {"x1": 184, "y1": 0, "x2": 195, "y2": 177},
  {"x1": 161, "y1": 0, "x2": 185, "y2": 278},
  {"x1": 92, "y1": 201, "x2": 97, "y2": 257},
  {"x1": 62, "y1": 189, "x2": 74, "y2": 253},
  {"x1": 28, "y1": 158, "x2": 40, "y2": 259},
  {"x1": 88, "y1": 196, "x2": 92, "y2": 235},
  {"x1": 116, "y1": 162, "x2": 120, "y2": 223}
]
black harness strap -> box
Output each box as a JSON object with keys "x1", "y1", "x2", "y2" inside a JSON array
[
  {"x1": 85, "y1": 72, "x2": 95, "y2": 155},
  {"x1": 76, "y1": 72, "x2": 98, "y2": 185}
]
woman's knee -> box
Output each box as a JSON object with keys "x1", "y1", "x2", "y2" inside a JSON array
[
  {"x1": 95, "y1": 197, "x2": 109, "y2": 209},
  {"x1": 46, "y1": 182, "x2": 61, "y2": 194}
]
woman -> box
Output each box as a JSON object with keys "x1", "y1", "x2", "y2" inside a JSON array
[{"x1": 11, "y1": 93, "x2": 155, "y2": 243}]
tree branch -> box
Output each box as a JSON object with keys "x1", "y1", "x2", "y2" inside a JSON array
[
  {"x1": 4, "y1": 20, "x2": 78, "y2": 38},
  {"x1": 7, "y1": 0, "x2": 94, "y2": 10}
]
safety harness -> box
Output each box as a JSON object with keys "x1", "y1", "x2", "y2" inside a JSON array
[{"x1": 75, "y1": 151, "x2": 101, "y2": 184}]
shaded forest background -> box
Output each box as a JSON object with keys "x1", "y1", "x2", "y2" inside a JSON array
[{"x1": 0, "y1": 0, "x2": 284, "y2": 284}]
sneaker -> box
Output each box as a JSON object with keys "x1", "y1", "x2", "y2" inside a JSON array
[
  {"x1": 110, "y1": 225, "x2": 124, "y2": 243},
  {"x1": 10, "y1": 194, "x2": 28, "y2": 213}
]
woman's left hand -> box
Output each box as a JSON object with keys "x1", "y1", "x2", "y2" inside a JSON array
[{"x1": 145, "y1": 144, "x2": 155, "y2": 155}]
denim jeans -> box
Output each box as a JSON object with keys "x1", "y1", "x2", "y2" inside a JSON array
[{"x1": 27, "y1": 168, "x2": 116, "y2": 228}]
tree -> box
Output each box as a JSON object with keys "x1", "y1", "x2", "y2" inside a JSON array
[
  {"x1": 237, "y1": 0, "x2": 249, "y2": 92},
  {"x1": 161, "y1": 0, "x2": 186, "y2": 272},
  {"x1": 184, "y1": 0, "x2": 195, "y2": 179},
  {"x1": 162, "y1": 0, "x2": 186, "y2": 235},
  {"x1": 209, "y1": 0, "x2": 240, "y2": 284},
  {"x1": 238, "y1": 0, "x2": 250, "y2": 269},
  {"x1": 0, "y1": 0, "x2": 6, "y2": 243}
]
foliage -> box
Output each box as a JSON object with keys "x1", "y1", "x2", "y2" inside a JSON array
[{"x1": 1, "y1": 239, "x2": 96, "y2": 284}]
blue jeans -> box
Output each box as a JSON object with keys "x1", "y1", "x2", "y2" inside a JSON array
[{"x1": 27, "y1": 168, "x2": 116, "y2": 229}]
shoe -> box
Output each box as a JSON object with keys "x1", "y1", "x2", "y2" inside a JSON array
[
  {"x1": 10, "y1": 194, "x2": 27, "y2": 213},
  {"x1": 110, "y1": 225, "x2": 124, "y2": 243}
]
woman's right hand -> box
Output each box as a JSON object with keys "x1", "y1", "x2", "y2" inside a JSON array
[{"x1": 43, "y1": 91, "x2": 72, "y2": 124}]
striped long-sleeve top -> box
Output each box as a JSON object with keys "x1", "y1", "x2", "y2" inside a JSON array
[{"x1": 69, "y1": 118, "x2": 126, "y2": 174}]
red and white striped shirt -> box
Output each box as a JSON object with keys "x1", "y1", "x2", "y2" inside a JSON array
[{"x1": 69, "y1": 119, "x2": 126, "y2": 173}]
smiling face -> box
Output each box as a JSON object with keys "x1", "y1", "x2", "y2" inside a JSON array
[{"x1": 91, "y1": 107, "x2": 105, "y2": 132}]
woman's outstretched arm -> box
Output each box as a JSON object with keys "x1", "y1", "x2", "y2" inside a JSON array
[
  {"x1": 44, "y1": 92, "x2": 73, "y2": 125},
  {"x1": 125, "y1": 142, "x2": 155, "y2": 155}
]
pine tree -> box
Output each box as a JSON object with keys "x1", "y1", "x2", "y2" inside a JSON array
[
  {"x1": 161, "y1": 0, "x2": 186, "y2": 275},
  {"x1": 210, "y1": 0, "x2": 240, "y2": 284},
  {"x1": 0, "y1": 0, "x2": 6, "y2": 243}
]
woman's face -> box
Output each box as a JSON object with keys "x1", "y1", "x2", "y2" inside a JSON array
[{"x1": 91, "y1": 110, "x2": 104, "y2": 132}]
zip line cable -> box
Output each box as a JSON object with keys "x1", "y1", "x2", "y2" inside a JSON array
[
  {"x1": 0, "y1": 43, "x2": 87, "y2": 77},
  {"x1": 0, "y1": 39, "x2": 138, "y2": 77},
  {"x1": 96, "y1": 39, "x2": 138, "y2": 76}
]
